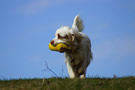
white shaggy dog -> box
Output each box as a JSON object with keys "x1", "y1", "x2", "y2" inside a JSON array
[{"x1": 50, "y1": 15, "x2": 93, "y2": 78}]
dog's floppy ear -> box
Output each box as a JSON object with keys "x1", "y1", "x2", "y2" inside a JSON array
[
  {"x1": 71, "y1": 34, "x2": 82, "y2": 43},
  {"x1": 72, "y1": 15, "x2": 84, "y2": 32},
  {"x1": 71, "y1": 34, "x2": 75, "y2": 42}
]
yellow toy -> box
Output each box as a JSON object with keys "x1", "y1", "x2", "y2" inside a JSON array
[{"x1": 48, "y1": 43, "x2": 71, "y2": 52}]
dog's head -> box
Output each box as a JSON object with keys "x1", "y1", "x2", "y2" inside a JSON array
[{"x1": 50, "y1": 15, "x2": 84, "y2": 52}]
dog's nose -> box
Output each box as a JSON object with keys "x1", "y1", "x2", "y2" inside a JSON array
[{"x1": 50, "y1": 40, "x2": 54, "y2": 45}]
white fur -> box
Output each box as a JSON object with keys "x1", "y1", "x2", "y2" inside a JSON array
[{"x1": 51, "y1": 15, "x2": 93, "y2": 78}]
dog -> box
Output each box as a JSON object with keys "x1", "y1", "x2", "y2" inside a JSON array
[{"x1": 50, "y1": 15, "x2": 93, "y2": 78}]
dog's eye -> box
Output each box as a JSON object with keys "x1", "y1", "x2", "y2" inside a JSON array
[
  {"x1": 64, "y1": 35, "x2": 68, "y2": 39},
  {"x1": 58, "y1": 34, "x2": 62, "y2": 39},
  {"x1": 58, "y1": 34, "x2": 68, "y2": 39}
]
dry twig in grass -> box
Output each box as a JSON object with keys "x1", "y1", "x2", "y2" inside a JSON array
[{"x1": 42, "y1": 61, "x2": 59, "y2": 78}]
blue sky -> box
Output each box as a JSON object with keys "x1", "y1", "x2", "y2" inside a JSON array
[{"x1": 0, "y1": 0, "x2": 135, "y2": 79}]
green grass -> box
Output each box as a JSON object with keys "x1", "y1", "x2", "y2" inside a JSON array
[{"x1": 0, "y1": 76, "x2": 135, "y2": 90}]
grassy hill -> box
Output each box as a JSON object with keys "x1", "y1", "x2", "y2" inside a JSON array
[{"x1": 0, "y1": 76, "x2": 135, "y2": 90}]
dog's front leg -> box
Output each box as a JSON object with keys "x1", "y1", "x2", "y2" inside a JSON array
[
  {"x1": 80, "y1": 72, "x2": 86, "y2": 79},
  {"x1": 66, "y1": 61, "x2": 76, "y2": 78}
]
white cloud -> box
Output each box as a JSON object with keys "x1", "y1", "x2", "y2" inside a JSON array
[
  {"x1": 19, "y1": 0, "x2": 51, "y2": 14},
  {"x1": 17, "y1": 0, "x2": 84, "y2": 15},
  {"x1": 93, "y1": 36, "x2": 135, "y2": 60},
  {"x1": 115, "y1": 37, "x2": 135, "y2": 56}
]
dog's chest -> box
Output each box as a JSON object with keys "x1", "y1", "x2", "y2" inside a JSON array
[{"x1": 64, "y1": 51, "x2": 84, "y2": 65}]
